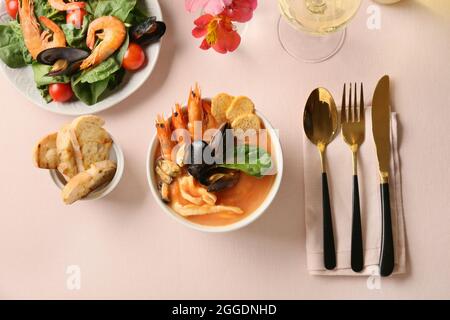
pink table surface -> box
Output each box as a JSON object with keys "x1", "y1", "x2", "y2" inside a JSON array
[{"x1": 1, "y1": 0, "x2": 450, "y2": 299}]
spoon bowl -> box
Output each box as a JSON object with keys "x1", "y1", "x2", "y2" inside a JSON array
[
  {"x1": 304, "y1": 88, "x2": 339, "y2": 150},
  {"x1": 303, "y1": 87, "x2": 338, "y2": 270}
]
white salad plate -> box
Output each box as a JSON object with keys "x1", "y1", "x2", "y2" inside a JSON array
[{"x1": 0, "y1": 0, "x2": 162, "y2": 116}]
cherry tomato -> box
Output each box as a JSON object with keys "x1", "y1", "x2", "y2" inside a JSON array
[
  {"x1": 6, "y1": 0, "x2": 19, "y2": 19},
  {"x1": 49, "y1": 83, "x2": 73, "y2": 103},
  {"x1": 66, "y1": 8, "x2": 87, "y2": 28},
  {"x1": 122, "y1": 43, "x2": 146, "y2": 71}
]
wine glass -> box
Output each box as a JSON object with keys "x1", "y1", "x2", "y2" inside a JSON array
[{"x1": 278, "y1": 0, "x2": 362, "y2": 63}]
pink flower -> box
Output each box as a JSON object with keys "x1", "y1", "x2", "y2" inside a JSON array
[
  {"x1": 192, "y1": 14, "x2": 241, "y2": 54},
  {"x1": 188, "y1": 0, "x2": 258, "y2": 54},
  {"x1": 185, "y1": 0, "x2": 233, "y2": 15}
]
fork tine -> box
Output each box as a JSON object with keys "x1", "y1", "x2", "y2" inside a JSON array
[
  {"x1": 353, "y1": 82, "x2": 358, "y2": 122},
  {"x1": 349, "y1": 83, "x2": 353, "y2": 122},
  {"x1": 341, "y1": 83, "x2": 347, "y2": 123},
  {"x1": 360, "y1": 83, "x2": 364, "y2": 122}
]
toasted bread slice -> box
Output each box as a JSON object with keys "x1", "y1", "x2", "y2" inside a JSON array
[
  {"x1": 33, "y1": 133, "x2": 58, "y2": 169},
  {"x1": 57, "y1": 124, "x2": 78, "y2": 179},
  {"x1": 212, "y1": 93, "x2": 234, "y2": 124},
  {"x1": 68, "y1": 127, "x2": 85, "y2": 173},
  {"x1": 226, "y1": 96, "x2": 255, "y2": 122},
  {"x1": 62, "y1": 160, "x2": 117, "y2": 205},
  {"x1": 231, "y1": 113, "x2": 261, "y2": 133},
  {"x1": 71, "y1": 115, "x2": 112, "y2": 170}
]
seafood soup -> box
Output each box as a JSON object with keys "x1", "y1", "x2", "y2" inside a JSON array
[{"x1": 154, "y1": 85, "x2": 277, "y2": 227}]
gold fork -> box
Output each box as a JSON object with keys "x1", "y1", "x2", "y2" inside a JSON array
[{"x1": 341, "y1": 83, "x2": 365, "y2": 272}]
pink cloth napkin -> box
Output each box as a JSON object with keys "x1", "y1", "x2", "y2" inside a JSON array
[{"x1": 303, "y1": 108, "x2": 406, "y2": 276}]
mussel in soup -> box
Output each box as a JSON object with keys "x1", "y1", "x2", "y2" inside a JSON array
[
  {"x1": 209, "y1": 122, "x2": 233, "y2": 163},
  {"x1": 155, "y1": 158, "x2": 181, "y2": 185},
  {"x1": 204, "y1": 168, "x2": 240, "y2": 193},
  {"x1": 188, "y1": 163, "x2": 240, "y2": 192},
  {"x1": 158, "y1": 181, "x2": 170, "y2": 203}
]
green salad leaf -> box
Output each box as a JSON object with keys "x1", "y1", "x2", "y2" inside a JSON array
[
  {"x1": 75, "y1": 56, "x2": 121, "y2": 84},
  {"x1": 88, "y1": 0, "x2": 137, "y2": 21},
  {"x1": 219, "y1": 145, "x2": 273, "y2": 178},
  {"x1": 126, "y1": 3, "x2": 151, "y2": 25},
  {"x1": 33, "y1": 0, "x2": 66, "y2": 24},
  {"x1": 71, "y1": 67, "x2": 126, "y2": 106},
  {"x1": 0, "y1": 22, "x2": 31, "y2": 68},
  {"x1": 62, "y1": 16, "x2": 91, "y2": 49},
  {"x1": 71, "y1": 77, "x2": 110, "y2": 105},
  {"x1": 32, "y1": 62, "x2": 71, "y2": 102},
  {"x1": 32, "y1": 62, "x2": 70, "y2": 86}
]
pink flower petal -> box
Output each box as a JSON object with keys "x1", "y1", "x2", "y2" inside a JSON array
[
  {"x1": 194, "y1": 14, "x2": 214, "y2": 27},
  {"x1": 213, "y1": 19, "x2": 241, "y2": 53},
  {"x1": 203, "y1": 0, "x2": 227, "y2": 15},
  {"x1": 200, "y1": 39, "x2": 211, "y2": 50},
  {"x1": 185, "y1": 0, "x2": 209, "y2": 13},
  {"x1": 192, "y1": 26, "x2": 207, "y2": 38},
  {"x1": 222, "y1": 29, "x2": 241, "y2": 52},
  {"x1": 224, "y1": 0, "x2": 258, "y2": 22},
  {"x1": 185, "y1": 0, "x2": 230, "y2": 15}
]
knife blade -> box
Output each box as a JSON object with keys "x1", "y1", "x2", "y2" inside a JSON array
[{"x1": 372, "y1": 75, "x2": 395, "y2": 277}]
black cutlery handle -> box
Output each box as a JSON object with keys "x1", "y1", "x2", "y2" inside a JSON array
[
  {"x1": 322, "y1": 172, "x2": 336, "y2": 270},
  {"x1": 379, "y1": 182, "x2": 395, "y2": 277},
  {"x1": 351, "y1": 175, "x2": 364, "y2": 272}
]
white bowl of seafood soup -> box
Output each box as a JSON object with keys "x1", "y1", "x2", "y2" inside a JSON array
[{"x1": 146, "y1": 111, "x2": 283, "y2": 233}]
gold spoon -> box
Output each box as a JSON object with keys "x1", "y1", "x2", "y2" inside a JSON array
[{"x1": 304, "y1": 88, "x2": 338, "y2": 270}]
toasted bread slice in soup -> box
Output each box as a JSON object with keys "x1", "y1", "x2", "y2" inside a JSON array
[
  {"x1": 226, "y1": 96, "x2": 255, "y2": 122},
  {"x1": 231, "y1": 113, "x2": 261, "y2": 133},
  {"x1": 71, "y1": 115, "x2": 112, "y2": 170},
  {"x1": 33, "y1": 133, "x2": 59, "y2": 169},
  {"x1": 62, "y1": 160, "x2": 117, "y2": 205},
  {"x1": 57, "y1": 124, "x2": 78, "y2": 179},
  {"x1": 212, "y1": 93, "x2": 234, "y2": 124}
]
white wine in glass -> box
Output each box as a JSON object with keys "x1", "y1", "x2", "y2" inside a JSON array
[{"x1": 278, "y1": 0, "x2": 362, "y2": 63}]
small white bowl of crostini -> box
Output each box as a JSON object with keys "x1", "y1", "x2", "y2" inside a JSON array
[
  {"x1": 50, "y1": 138, "x2": 125, "y2": 201},
  {"x1": 146, "y1": 111, "x2": 284, "y2": 233}
]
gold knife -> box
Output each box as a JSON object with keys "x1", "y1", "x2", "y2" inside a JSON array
[{"x1": 372, "y1": 75, "x2": 395, "y2": 277}]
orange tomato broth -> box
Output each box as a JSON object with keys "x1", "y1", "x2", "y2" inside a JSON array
[{"x1": 154, "y1": 114, "x2": 277, "y2": 227}]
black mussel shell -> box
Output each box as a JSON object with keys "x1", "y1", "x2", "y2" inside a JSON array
[
  {"x1": 131, "y1": 17, "x2": 166, "y2": 46},
  {"x1": 207, "y1": 169, "x2": 240, "y2": 192},
  {"x1": 183, "y1": 140, "x2": 211, "y2": 180},
  {"x1": 46, "y1": 60, "x2": 82, "y2": 77},
  {"x1": 193, "y1": 165, "x2": 218, "y2": 186},
  {"x1": 37, "y1": 47, "x2": 89, "y2": 76},
  {"x1": 37, "y1": 47, "x2": 89, "y2": 65},
  {"x1": 209, "y1": 122, "x2": 233, "y2": 163},
  {"x1": 131, "y1": 16, "x2": 156, "y2": 37},
  {"x1": 188, "y1": 165, "x2": 240, "y2": 192},
  {"x1": 187, "y1": 164, "x2": 209, "y2": 183},
  {"x1": 185, "y1": 132, "x2": 239, "y2": 192}
]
